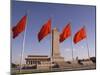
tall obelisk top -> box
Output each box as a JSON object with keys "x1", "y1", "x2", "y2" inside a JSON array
[
  {"x1": 52, "y1": 28, "x2": 60, "y2": 57},
  {"x1": 51, "y1": 28, "x2": 64, "y2": 62},
  {"x1": 53, "y1": 28, "x2": 58, "y2": 31}
]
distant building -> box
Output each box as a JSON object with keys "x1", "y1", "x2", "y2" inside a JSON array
[
  {"x1": 25, "y1": 55, "x2": 52, "y2": 70},
  {"x1": 25, "y1": 55, "x2": 51, "y2": 65}
]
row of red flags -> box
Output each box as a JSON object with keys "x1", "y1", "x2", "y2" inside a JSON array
[{"x1": 12, "y1": 15, "x2": 86, "y2": 44}]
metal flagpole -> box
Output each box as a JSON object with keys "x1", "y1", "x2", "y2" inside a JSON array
[
  {"x1": 49, "y1": 18, "x2": 52, "y2": 71},
  {"x1": 86, "y1": 36, "x2": 90, "y2": 59},
  {"x1": 19, "y1": 14, "x2": 28, "y2": 73},
  {"x1": 50, "y1": 29, "x2": 53, "y2": 71},
  {"x1": 84, "y1": 26, "x2": 90, "y2": 59}
]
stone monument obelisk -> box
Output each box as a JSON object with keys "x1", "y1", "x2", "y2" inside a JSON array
[{"x1": 51, "y1": 28, "x2": 64, "y2": 63}]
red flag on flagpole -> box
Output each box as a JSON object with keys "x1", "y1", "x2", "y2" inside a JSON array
[
  {"x1": 12, "y1": 15, "x2": 27, "y2": 39},
  {"x1": 73, "y1": 27, "x2": 86, "y2": 44},
  {"x1": 38, "y1": 19, "x2": 51, "y2": 42},
  {"x1": 59, "y1": 23, "x2": 71, "y2": 43}
]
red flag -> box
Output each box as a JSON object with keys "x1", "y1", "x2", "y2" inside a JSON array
[
  {"x1": 60, "y1": 23, "x2": 71, "y2": 42},
  {"x1": 12, "y1": 15, "x2": 27, "y2": 39},
  {"x1": 73, "y1": 27, "x2": 86, "y2": 44},
  {"x1": 38, "y1": 19, "x2": 51, "y2": 42}
]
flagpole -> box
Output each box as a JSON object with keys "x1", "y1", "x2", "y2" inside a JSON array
[
  {"x1": 19, "y1": 14, "x2": 28, "y2": 73},
  {"x1": 50, "y1": 28, "x2": 53, "y2": 71},
  {"x1": 49, "y1": 18, "x2": 52, "y2": 71},
  {"x1": 84, "y1": 26, "x2": 90, "y2": 59},
  {"x1": 86, "y1": 36, "x2": 90, "y2": 59}
]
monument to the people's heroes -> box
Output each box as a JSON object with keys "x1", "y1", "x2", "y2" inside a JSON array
[
  {"x1": 51, "y1": 28, "x2": 64, "y2": 63},
  {"x1": 25, "y1": 28, "x2": 65, "y2": 68}
]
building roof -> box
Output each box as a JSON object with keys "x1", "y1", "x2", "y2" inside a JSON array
[
  {"x1": 28, "y1": 55, "x2": 48, "y2": 57},
  {"x1": 25, "y1": 55, "x2": 50, "y2": 60}
]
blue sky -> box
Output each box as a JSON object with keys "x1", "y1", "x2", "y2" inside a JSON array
[{"x1": 11, "y1": 1, "x2": 96, "y2": 64}]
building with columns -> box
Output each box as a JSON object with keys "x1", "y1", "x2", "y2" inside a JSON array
[{"x1": 25, "y1": 55, "x2": 50, "y2": 65}]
